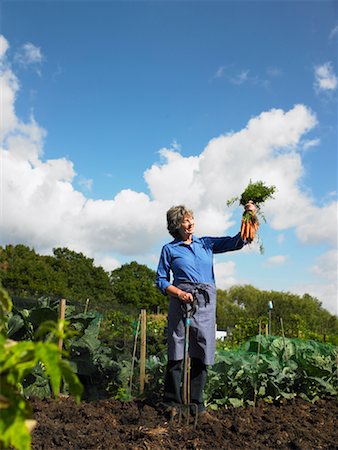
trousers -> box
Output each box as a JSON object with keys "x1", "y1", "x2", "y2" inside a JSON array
[{"x1": 163, "y1": 358, "x2": 208, "y2": 413}]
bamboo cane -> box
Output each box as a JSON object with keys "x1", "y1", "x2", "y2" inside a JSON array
[
  {"x1": 129, "y1": 314, "x2": 141, "y2": 395},
  {"x1": 253, "y1": 319, "x2": 262, "y2": 407},
  {"x1": 84, "y1": 298, "x2": 90, "y2": 314},
  {"x1": 139, "y1": 309, "x2": 147, "y2": 394},
  {"x1": 280, "y1": 317, "x2": 288, "y2": 361}
]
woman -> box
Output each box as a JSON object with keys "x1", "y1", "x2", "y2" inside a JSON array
[{"x1": 156, "y1": 204, "x2": 256, "y2": 416}]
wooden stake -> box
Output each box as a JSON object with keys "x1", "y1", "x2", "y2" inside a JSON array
[
  {"x1": 254, "y1": 319, "x2": 262, "y2": 408},
  {"x1": 129, "y1": 314, "x2": 141, "y2": 395},
  {"x1": 139, "y1": 309, "x2": 147, "y2": 394},
  {"x1": 58, "y1": 298, "x2": 66, "y2": 354},
  {"x1": 84, "y1": 298, "x2": 90, "y2": 314},
  {"x1": 280, "y1": 317, "x2": 288, "y2": 361}
]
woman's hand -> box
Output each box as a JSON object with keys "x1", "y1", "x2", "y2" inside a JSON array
[
  {"x1": 241, "y1": 200, "x2": 259, "y2": 242},
  {"x1": 244, "y1": 200, "x2": 257, "y2": 215},
  {"x1": 178, "y1": 290, "x2": 194, "y2": 304}
]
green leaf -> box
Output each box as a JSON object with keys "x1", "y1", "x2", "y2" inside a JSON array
[
  {"x1": 59, "y1": 359, "x2": 83, "y2": 402},
  {"x1": 34, "y1": 342, "x2": 62, "y2": 396},
  {"x1": 0, "y1": 386, "x2": 32, "y2": 450},
  {"x1": 229, "y1": 398, "x2": 243, "y2": 408}
]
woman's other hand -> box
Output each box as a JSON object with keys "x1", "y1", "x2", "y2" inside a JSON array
[{"x1": 178, "y1": 290, "x2": 194, "y2": 304}]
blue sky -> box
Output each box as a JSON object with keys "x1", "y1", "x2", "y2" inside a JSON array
[{"x1": 0, "y1": 1, "x2": 337, "y2": 314}]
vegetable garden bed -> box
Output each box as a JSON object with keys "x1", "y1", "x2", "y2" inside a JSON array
[{"x1": 31, "y1": 395, "x2": 337, "y2": 449}]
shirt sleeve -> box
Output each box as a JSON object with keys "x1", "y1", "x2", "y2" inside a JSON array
[
  {"x1": 155, "y1": 245, "x2": 172, "y2": 295},
  {"x1": 207, "y1": 232, "x2": 246, "y2": 253}
]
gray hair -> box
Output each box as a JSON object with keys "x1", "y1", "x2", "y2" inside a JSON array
[{"x1": 166, "y1": 205, "x2": 194, "y2": 238}]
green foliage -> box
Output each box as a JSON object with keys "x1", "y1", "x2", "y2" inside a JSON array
[
  {"x1": 100, "y1": 309, "x2": 134, "y2": 347},
  {"x1": 226, "y1": 181, "x2": 276, "y2": 252},
  {"x1": 204, "y1": 335, "x2": 337, "y2": 409},
  {"x1": 8, "y1": 299, "x2": 128, "y2": 401},
  {"x1": 0, "y1": 285, "x2": 11, "y2": 334},
  {"x1": 50, "y1": 248, "x2": 113, "y2": 311},
  {"x1": 0, "y1": 245, "x2": 113, "y2": 311},
  {"x1": 146, "y1": 314, "x2": 167, "y2": 356},
  {"x1": 216, "y1": 285, "x2": 338, "y2": 346},
  {"x1": 0, "y1": 287, "x2": 83, "y2": 450},
  {"x1": 227, "y1": 180, "x2": 276, "y2": 209},
  {"x1": 110, "y1": 261, "x2": 168, "y2": 313}
]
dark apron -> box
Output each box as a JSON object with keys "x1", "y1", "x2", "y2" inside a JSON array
[{"x1": 167, "y1": 281, "x2": 217, "y2": 366}]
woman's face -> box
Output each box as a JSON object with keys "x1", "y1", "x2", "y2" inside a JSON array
[{"x1": 179, "y1": 214, "x2": 195, "y2": 239}]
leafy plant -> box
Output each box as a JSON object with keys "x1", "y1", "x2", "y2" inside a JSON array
[
  {"x1": 204, "y1": 335, "x2": 337, "y2": 409},
  {"x1": 0, "y1": 286, "x2": 83, "y2": 450}
]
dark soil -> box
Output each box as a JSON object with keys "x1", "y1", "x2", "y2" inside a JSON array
[{"x1": 31, "y1": 396, "x2": 338, "y2": 449}]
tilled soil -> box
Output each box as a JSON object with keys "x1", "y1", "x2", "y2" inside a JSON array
[{"x1": 31, "y1": 396, "x2": 338, "y2": 449}]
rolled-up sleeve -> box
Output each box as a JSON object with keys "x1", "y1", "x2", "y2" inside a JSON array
[{"x1": 156, "y1": 245, "x2": 172, "y2": 295}]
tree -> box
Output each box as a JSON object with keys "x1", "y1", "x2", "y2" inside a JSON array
[
  {"x1": 216, "y1": 284, "x2": 338, "y2": 344},
  {"x1": 0, "y1": 245, "x2": 114, "y2": 311},
  {"x1": 50, "y1": 248, "x2": 113, "y2": 310},
  {"x1": 110, "y1": 261, "x2": 168, "y2": 313},
  {"x1": 0, "y1": 245, "x2": 65, "y2": 297}
]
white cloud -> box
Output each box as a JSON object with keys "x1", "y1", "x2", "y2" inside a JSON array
[
  {"x1": 0, "y1": 35, "x2": 9, "y2": 59},
  {"x1": 211, "y1": 65, "x2": 269, "y2": 88},
  {"x1": 231, "y1": 69, "x2": 250, "y2": 85},
  {"x1": 314, "y1": 62, "x2": 337, "y2": 92},
  {"x1": 95, "y1": 255, "x2": 121, "y2": 272},
  {"x1": 214, "y1": 261, "x2": 239, "y2": 289},
  {"x1": 302, "y1": 138, "x2": 320, "y2": 150},
  {"x1": 15, "y1": 42, "x2": 43, "y2": 67},
  {"x1": 144, "y1": 147, "x2": 202, "y2": 208},
  {"x1": 78, "y1": 177, "x2": 93, "y2": 191},
  {"x1": 329, "y1": 24, "x2": 338, "y2": 40},
  {"x1": 211, "y1": 66, "x2": 225, "y2": 79},
  {"x1": 277, "y1": 234, "x2": 285, "y2": 244},
  {"x1": 265, "y1": 255, "x2": 288, "y2": 267},
  {"x1": 293, "y1": 201, "x2": 337, "y2": 246},
  {"x1": 310, "y1": 249, "x2": 338, "y2": 280},
  {"x1": 291, "y1": 250, "x2": 338, "y2": 315}
]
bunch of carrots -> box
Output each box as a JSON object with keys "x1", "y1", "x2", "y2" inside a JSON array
[
  {"x1": 240, "y1": 201, "x2": 259, "y2": 243},
  {"x1": 227, "y1": 180, "x2": 277, "y2": 251}
]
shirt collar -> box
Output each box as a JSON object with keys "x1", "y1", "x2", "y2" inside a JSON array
[{"x1": 171, "y1": 235, "x2": 202, "y2": 247}]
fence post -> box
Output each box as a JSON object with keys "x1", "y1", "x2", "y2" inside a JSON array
[{"x1": 139, "y1": 309, "x2": 147, "y2": 394}]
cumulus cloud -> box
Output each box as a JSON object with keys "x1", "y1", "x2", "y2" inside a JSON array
[
  {"x1": 310, "y1": 249, "x2": 338, "y2": 280},
  {"x1": 1, "y1": 34, "x2": 337, "y2": 313},
  {"x1": 290, "y1": 250, "x2": 338, "y2": 315},
  {"x1": 95, "y1": 255, "x2": 121, "y2": 272},
  {"x1": 314, "y1": 62, "x2": 337, "y2": 92},
  {"x1": 214, "y1": 261, "x2": 239, "y2": 289},
  {"x1": 0, "y1": 35, "x2": 9, "y2": 58}
]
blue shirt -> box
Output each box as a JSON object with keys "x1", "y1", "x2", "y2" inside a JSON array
[{"x1": 156, "y1": 232, "x2": 245, "y2": 294}]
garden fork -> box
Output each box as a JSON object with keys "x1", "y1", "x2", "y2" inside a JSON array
[{"x1": 172, "y1": 293, "x2": 198, "y2": 429}]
